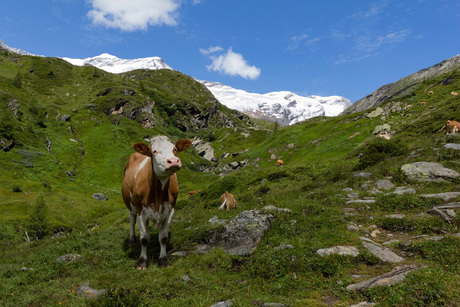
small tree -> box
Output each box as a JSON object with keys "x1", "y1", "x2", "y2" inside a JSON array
[
  {"x1": 27, "y1": 196, "x2": 49, "y2": 239},
  {"x1": 273, "y1": 120, "x2": 279, "y2": 132}
]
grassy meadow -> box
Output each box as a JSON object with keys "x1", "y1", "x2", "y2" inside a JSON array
[{"x1": 0, "y1": 50, "x2": 459, "y2": 306}]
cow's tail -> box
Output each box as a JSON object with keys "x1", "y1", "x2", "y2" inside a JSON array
[{"x1": 219, "y1": 199, "x2": 227, "y2": 211}]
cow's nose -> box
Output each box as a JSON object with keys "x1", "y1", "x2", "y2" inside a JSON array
[{"x1": 167, "y1": 158, "x2": 181, "y2": 168}]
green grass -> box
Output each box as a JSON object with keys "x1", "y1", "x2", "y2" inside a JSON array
[{"x1": 0, "y1": 50, "x2": 460, "y2": 306}]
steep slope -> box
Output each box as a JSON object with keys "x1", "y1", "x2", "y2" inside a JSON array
[{"x1": 342, "y1": 54, "x2": 460, "y2": 114}]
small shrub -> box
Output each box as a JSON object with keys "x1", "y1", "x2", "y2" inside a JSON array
[
  {"x1": 356, "y1": 138, "x2": 406, "y2": 170},
  {"x1": 267, "y1": 170, "x2": 289, "y2": 181},
  {"x1": 12, "y1": 185, "x2": 22, "y2": 192},
  {"x1": 26, "y1": 196, "x2": 50, "y2": 240}
]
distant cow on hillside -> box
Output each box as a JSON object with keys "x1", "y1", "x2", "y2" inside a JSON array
[
  {"x1": 276, "y1": 160, "x2": 284, "y2": 166},
  {"x1": 452, "y1": 92, "x2": 458, "y2": 97},
  {"x1": 122, "y1": 136, "x2": 191, "y2": 269},
  {"x1": 219, "y1": 191, "x2": 237, "y2": 211}
]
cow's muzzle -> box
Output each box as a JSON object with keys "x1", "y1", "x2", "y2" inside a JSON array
[{"x1": 166, "y1": 158, "x2": 181, "y2": 172}]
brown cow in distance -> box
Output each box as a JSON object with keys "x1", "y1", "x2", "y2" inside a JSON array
[
  {"x1": 276, "y1": 160, "x2": 284, "y2": 166},
  {"x1": 219, "y1": 191, "x2": 237, "y2": 211},
  {"x1": 122, "y1": 136, "x2": 191, "y2": 269}
]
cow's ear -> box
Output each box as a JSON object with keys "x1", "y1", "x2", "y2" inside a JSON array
[
  {"x1": 133, "y1": 143, "x2": 152, "y2": 156},
  {"x1": 175, "y1": 139, "x2": 192, "y2": 153}
]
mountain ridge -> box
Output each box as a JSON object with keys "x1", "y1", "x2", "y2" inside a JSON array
[{"x1": 341, "y1": 54, "x2": 460, "y2": 115}]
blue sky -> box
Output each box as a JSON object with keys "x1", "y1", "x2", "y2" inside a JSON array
[{"x1": 1, "y1": 0, "x2": 459, "y2": 102}]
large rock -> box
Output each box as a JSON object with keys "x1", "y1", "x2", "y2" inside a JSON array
[
  {"x1": 197, "y1": 210, "x2": 274, "y2": 256},
  {"x1": 192, "y1": 138, "x2": 216, "y2": 162},
  {"x1": 317, "y1": 246, "x2": 359, "y2": 257},
  {"x1": 361, "y1": 238, "x2": 404, "y2": 262},
  {"x1": 401, "y1": 162, "x2": 460, "y2": 182},
  {"x1": 346, "y1": 265, "x2": 419, "y2": 291}
]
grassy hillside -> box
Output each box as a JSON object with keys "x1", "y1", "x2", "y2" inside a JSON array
[{"x1": 1, "y1": 51, "x2": 459, "y2": 306}]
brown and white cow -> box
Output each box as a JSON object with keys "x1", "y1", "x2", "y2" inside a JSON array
[
  {"x1": 219, "y1": 191, "x2": 237, "y2": 211},
  {"x1": 276, "y1": 159, "x2": 284, "y2": 166},
  {"x1": 122, "y1": 136, "x2": 191, "y2": 269},
  {"x1": 452, "y1": 92, "x2": 458, "y2": 97},
  {"x1": 446, "y1": 120, "x2": 460, "y2": 135}
]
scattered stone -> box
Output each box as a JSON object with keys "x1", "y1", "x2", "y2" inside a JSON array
[
  {"x1": 446, "y1": 209, "x2": 456, "y2": 218},
  {"x1": 444, "y1": 143, "x2": 460, "y2": 150},
  {"x1": 401, "y1": 162, "x2": 460, "y2": 182},
  {"x1": 61, "y1": 115, "x2": 72, "y2": 122},
  {"x1": 347, "y1": 192, "x2": 359, "y2": 199},
  {"x1": 92, "y1": 193, "x2": 108, "y2": 201},
  {"x1": 21, "y1": 267, "x2": 34, "y2": 271},
  {"x1": 342, "y1": 188, "x2": 353, "y2": 192},
  {"x1": 210, "y1": 299, "x2": 233, "y2": 307},
  {"x1": 421, "y1": 192, "x2": 460, "y2": 201},
  {"x1": 76, "y1": 281, "x2": 107, "y2": 299},
  {"x1": 56, "y1": 254, "x2": 84, "y2": 263},
  {"x1": 209, "y1": 216, "x2": 228, "y2": 225},
  {"x1": 346, "y1": 199, "x2": 376, "y2": 204},
  {"x1": 372, "y1": 123, "x2": 391, "y2": 135},
  {"x1": 427, "y1": 208, "x2": 452, "y2": 224},
  {"x1": 346, "y1": 265, "x2": 419, "y2": 291},
  {"x1": 181, "y1": 275, "x2": 191, "y2": 282},
  {"x1": 351, "y1": 274, "x2": 371, "y2": 279},
  {"x1": 317, "y1": 246, "x2": 360, "y2": 257},
  {"x1": 261, "y1": 205, "x2": 292, "y2": 213},
  {"x1": 349, "y1": 302, "x2": 376, "y2": 307},
  {"x1": 367, "y1": 107, "x2": 384, "y2": 118},
  {"x1": 391, "y1": 187, "x2": 416, "y2": 195},
  {"x1": 360, "y1": 238, "x2": 404, "y2": 262},
  {"x1": 374, "y1": 179, "x2": 394, "y2": 190},
  {"x1": 275, "y1": 244, "x2": 294, "y2": 251},
  {"x1": 384, "y1": 214, "x2": 406, "y2": 219},
  {"x1": 347, "y1": 224, "x2": 360, "y2": 231},
  {"x1": 353, "y1": 172, "x2": 373, "y2": 179}
]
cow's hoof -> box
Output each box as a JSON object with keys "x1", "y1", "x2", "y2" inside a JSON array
[
  {"x1": 137, "y1": 259, "x2": 147, "y2": 270},
  {"x1": 129, "y1": 236, "x2": 136, "y2": 246},
  {"x1": 158, "y1": 257, "x2": 168, "y2": 268}
]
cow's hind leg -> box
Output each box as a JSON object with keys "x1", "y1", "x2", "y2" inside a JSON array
[
  {"x1": 128, "y1": 212, "x2": 137, "y2": 245},
  {"x1": 137, "y1": 214, "x2": 150, "y2": 269},
  {"x1": 158, "y1": 208, "x2": 175, "y2": 268}
]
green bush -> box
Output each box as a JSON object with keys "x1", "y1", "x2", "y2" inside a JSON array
[
  {"x1": 26, "y1": 196, "x2": 50, "y2": 240},
  {"x1": 356, "y1": 138, "x2": 406, "y2": 170}
]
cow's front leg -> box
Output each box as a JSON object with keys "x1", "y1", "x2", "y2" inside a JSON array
[
  {"x1": 128, "y1": 211, "x2": 137, "y2": 245},
  {"x1": 158, "y1": 208, "x2": 175, "y2": 267},
  {"x1": 137, "y1": 214, "x2": 150, "y2": 269}
]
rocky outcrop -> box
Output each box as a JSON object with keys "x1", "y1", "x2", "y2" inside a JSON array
[
  {"x1": 346, "y1": 265, "x2": 419, "y2": 291},
  {"x1": 192, "y1": 137, "x2": 216, "y2": 161},
  {"x1": 401, "y1": 162, "x2": 460, "y2": 182},
  {"x1": 341, "y1": 54, "x2": 460, "y2": 115},
  {"x1": 196, "y1": 210, "x2": 274, "y2": 256}
]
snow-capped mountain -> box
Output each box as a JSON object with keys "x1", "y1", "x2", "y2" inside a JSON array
[
  {"x1": 61, "y1": 53, "x2": 350, "y2": 126},
  {"x1": 0, "y1": 39, "x2": 38, "y2": 56},
  {"x1": 62, "y1": 53, "x2": 172, "y2": 73},
  {"x1": 1, "y1": 38, "x2": 351, "y2": 125},
  {"x1": 201, "y1": 81, "x2": 351, "y2": 126}
]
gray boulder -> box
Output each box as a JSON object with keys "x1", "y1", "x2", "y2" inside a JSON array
[
  {"x1": 317, "y1": 246, "x2": 359, "y2": 257},
  {"x1": 197, "y1": 210, "x2": 274, "y2": 256},
  {"x1": 191, "y1": 137, "x2": 216, "y2": 162},
  {"x1": 92, "y1": 193, "x2": 108, "y2": 201},
  {"x1": 346, "y1": 265, "x2": 419, "y2": 291},
  {"x1": 361, "y1": 238, "x2": 404, "y2": 262},
  {"x1": 401, "y1": 162, "x2": 460, "y2": 182}
]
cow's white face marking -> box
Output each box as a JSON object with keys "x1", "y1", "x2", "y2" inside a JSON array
[{"x1": 149, "y1": 136, "x2": 181, "y2": 188}]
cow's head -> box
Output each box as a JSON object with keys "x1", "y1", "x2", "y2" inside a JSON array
[{"x1": 133, "y1": 136, "x2": 191, "y2": 180}]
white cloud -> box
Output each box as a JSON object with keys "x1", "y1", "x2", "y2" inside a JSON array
[
  {"x1": 199, "y1": 46, "x2": 223, "y2": 55},
  {"x1": 205, "y1": 47, "x2": 261, "y2": 80},
  {"x1": 352, "y1": 0, "x2": 389, "y2": 19},
  {"x1": 87, "y1": 0, "x2": 180, "y2": 31},
  {"x1": 356, "y1": 29, "x2": 411, "y2": 52}
]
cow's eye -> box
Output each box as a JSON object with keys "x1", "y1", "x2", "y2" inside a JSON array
[{"x1": 153, "y1": 150, "x2": 158, "y2": 154}]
